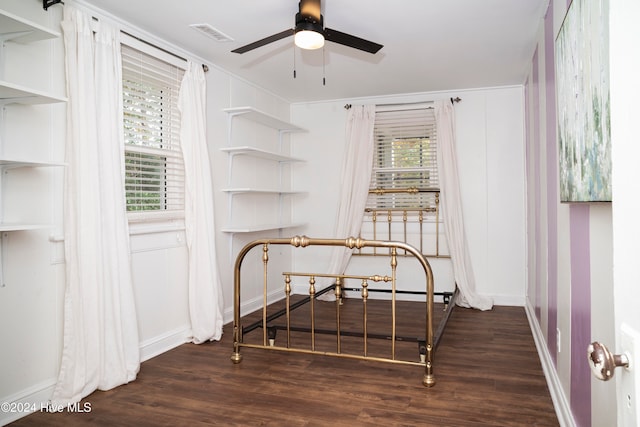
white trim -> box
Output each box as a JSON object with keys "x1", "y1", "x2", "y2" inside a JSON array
[
  {"x1": 489, "y1": 294, "x2": 527, "y2": 307},
  {"x1": 139, "y1": 326, "x2": 192, "y2": 362},
  {"x1": 223, "y1": 288, "x2": 284, "y2": 325},
  {"x1": 525, "y1": 299, "x2": 575, "y2": 427},
  {"x1": 0, "y1": 379, "x2": 56, "y2": 425}
]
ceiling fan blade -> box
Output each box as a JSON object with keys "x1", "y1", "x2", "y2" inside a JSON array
[
  {"x1": 231, "y1": 28, "x2": 294, "y2": 54},
  {"x1": 323, "y1": 27, "x2": 383, "y2": 54}
]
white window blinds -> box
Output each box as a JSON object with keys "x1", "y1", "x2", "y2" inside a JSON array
[
  {"x1": 366, "y1": 107, "x2": 439, "y2": 209},
  {"x1": 122, "y1": 44, "x2": 185, "y2": 213}
]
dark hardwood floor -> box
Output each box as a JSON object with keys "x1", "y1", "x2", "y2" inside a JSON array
[{"x1": 11, "y1": 300, "x2": 559, "y2": 426}]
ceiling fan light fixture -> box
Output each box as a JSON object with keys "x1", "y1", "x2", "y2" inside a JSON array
[
  {"x1": 294, "y1": 29, "x2": 324, "y2": 50},
  {"x1": 294, "y1": 11, "x2": 324, "y2": 50}
]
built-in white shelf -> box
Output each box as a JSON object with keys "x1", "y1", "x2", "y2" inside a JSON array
[
  {"x1": 0, "y1": 223, "x2": 48, "y2": 232},
  {"x1": 219, "y1": 146, "x2": 304, "y2": 163},
  {"x1": 222, "y1": 106, "x2": 307, "y2": 253},
  {"x1": 0, "y1": 158, "x2": 65, "y2": 169},
  {"x1": 0, "y1": 8, "x2": 63, "y2": 290},
  {"x1": 0, "y1": 8, "x2": 60, "y2": 43},
  {"x1": 0, "y1": 80, "x2": 66, "y2": 105},
  {"x1": 221, "y1": 222, "x2": 307, "y2": 234},
  {"x1": 223, "y1": 107, "x2": 306, "y2": 133}
]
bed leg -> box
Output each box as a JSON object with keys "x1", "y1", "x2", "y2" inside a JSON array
[
  {"x1": 423, "y1": 371, "x2": 436, "y2": 387},
  {"x1": 231, "y1": 325, "x2": 243, "y2": 363}
]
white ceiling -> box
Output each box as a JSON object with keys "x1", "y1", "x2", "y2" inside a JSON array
[{"x1": 80, "y1": 0, "x2": 548, "y2": 103}]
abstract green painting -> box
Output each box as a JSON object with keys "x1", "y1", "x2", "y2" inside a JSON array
[{"x1": 556, "y1": 0, "x2": 611, "y2": 202}]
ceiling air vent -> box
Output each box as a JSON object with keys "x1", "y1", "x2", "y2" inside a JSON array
[{"x1": 189, "y1": 23, "x2": 234, "y2": 42}]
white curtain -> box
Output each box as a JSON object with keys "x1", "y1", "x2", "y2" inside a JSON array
[
  {"x1": 53, "y1": 7, "x2": 140, "y2": 405},
  {"x1": 321, "y1": 105, "x2": 376, "y2": 295},
  {"x1": 435, "y1": 100, "x2": 493, "y2": 310},
  {"x1": 178, "y1": 62, "x2": 224, "y2": 343}
]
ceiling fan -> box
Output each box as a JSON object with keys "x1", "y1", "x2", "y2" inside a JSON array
[{"x1": 231, "y1": 0, "x2": 383, "y2": 54}]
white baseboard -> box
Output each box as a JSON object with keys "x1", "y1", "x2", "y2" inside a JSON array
[
  {"x1": 525, "y1": 300, "x2": 575, "y2": 427},
  {"x1": 490, "y1": 294, "x2": 527, "y2": 306},
  {"x1": 0, "y1": 379, "x2": 56, "y2": 426},
  {"x1": 139, "y1": 325, "x2": 192, "y2": 362},
  {"x1": 223, "y1": 288, "x2": 284, "y2": 325}
]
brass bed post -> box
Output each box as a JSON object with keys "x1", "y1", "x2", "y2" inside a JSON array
[
  {"x1": 231, "y1": 239, "x2": 266, "y2": 364},
  {"x1": 262, "y1": 243, "x2": 269, "y2": 346},
  {"x1": 422, "y1": 250, "x2": 436, "y2": 387},
  {"x1": 435, "y1": 192, "x2": 440, "y2": 257},
  {"x1": 372, "y1": 211, "x2": 378, "y2": 255},
  {"x1": 390, "y1": 247, "x2": 397, "y2": 359},
  {"x1": 418, "y1": 209, "x2": 424, "y2": 255},
  {"x1": 387, "y1": 210, "x2": 392, "y2": 251},
  {"x1": 361, "y1": 279, "x2": 368, "y2": 357},
  {"x1": 309, "y1": 275, "x2": 316, "y2": 351},
  {"x1": 335, "y1": 276, "x2": 342, "y2": 353},
  {"x1": 402, "y1": 210, "x2": 408, "y2": 255},
  {"x1": 285, "y1": 274, "x2": 291, "y2": 348}
]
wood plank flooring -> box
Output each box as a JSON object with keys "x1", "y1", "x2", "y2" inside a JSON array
[{"x1": 10, "y1": 300, "x2": 559, "y2": 426}]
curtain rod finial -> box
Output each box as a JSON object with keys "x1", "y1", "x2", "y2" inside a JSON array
[
  {"x1": 450, "y1": 97, "x2": 461, "y2": 104},
  {"x1": 344, "y1": 104, "x2": 352, "y2": 110}
]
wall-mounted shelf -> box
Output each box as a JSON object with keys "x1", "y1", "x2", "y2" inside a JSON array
[
  {"x1": 219, "y1": 146, "x2": 304, "y2": 163},
  {"x1": 221, "y1": 223, "x2": 307, "y2": 234},
  {"x1": 223, "y1": 107, "x2": 306, "y2": 133},
  {"x1": 0, "y1": 8, "x2": 60, "y2": 43},
  {"x1": 222, "y1": 106, "x2": 307, "y2": 256},
  {"x1": 222, "y1": 188, "x2": 306, "y2": 196},
  {"x1": 0, "y1": 80, "x2": 66, "y2": 105},
  {"x1": 0, "y1": 158, "x2": 65, "y2": 168},
  {"x1": 0, "y1": 223, "x2": 48, "y2": 232},
  {"x1": 0, "y1": 7, "x2": 64, "y2": 292}
]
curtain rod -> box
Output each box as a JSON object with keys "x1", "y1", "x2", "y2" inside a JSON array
[
  {"x1": 120, "y1": 30, "x2": 209, "y2": 72},
  {"x1": 344, "y1": 97, "x2": 461, "y2": 110}
]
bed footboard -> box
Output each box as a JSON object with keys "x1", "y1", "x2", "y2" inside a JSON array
[{"x1": 231, "y1": 235, "x2": 446, "y2": 387}]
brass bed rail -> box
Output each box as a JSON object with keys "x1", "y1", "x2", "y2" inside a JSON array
[
  {"x1": 360, "y1": 189, "x2": 449, "y2": 258},
  {"x1": 231, "y1": 235, "x2": 441, "y2": 387}
]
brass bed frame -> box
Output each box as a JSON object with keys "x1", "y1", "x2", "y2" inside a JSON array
[{"x1": 231, "y1": 235, "x2": 457, "y2": 387}]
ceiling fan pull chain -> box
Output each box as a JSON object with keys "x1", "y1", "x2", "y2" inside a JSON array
[
  {"x1": 293, "y1": 44, "x2": 297, "y2": 78},
  {"x1": 323, "y1": 46, "x2": 326, "y2": 86}
]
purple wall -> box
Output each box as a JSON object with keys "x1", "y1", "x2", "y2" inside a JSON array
[
  {"x1": 526, "y1": 0, "x2": 593, "y2": 425},
  {"x1": 532, "y1": 48, "x2": 542, "y2": 321},
  {"x1": 569, "y1": 204, "x2": 591, "y2": 427},
  {"x1": 545, "y1": 0, "x2": 559, "y2": 365}
]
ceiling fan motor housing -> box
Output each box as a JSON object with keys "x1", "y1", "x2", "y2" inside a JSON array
[
  {"x1": 295, "y1": 0, "x2": 324, "y2": 35},
  {"x1": 295, "y1": 12, "x2": 324, "y2": 34}
]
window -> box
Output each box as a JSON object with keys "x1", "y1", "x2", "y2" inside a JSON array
[
  {"x1": 359, "y1": 106, "x2": 445, "y2": 257},
  {"x1": 121, "y1": 44, "x2": 185, "y2": 216},
  {"x1": 366, "y1": 107, "x2": 439, "y2": 209}
]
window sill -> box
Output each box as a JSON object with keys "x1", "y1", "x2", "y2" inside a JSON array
[{"x1": 128, "y1": 211, "x2": 185, "y2": 236}]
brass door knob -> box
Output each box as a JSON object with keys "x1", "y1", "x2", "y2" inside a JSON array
[{"x1": 588, "y1": 341, "x2": 629, "y2": 381}]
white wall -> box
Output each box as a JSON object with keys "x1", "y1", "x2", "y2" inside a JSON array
[
  {"x1": 0, "y1": 2, "x2": 297, "y2": 424},
  {"x1": 291, "y1": 86, "x2": 526, "y2": 305}
]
